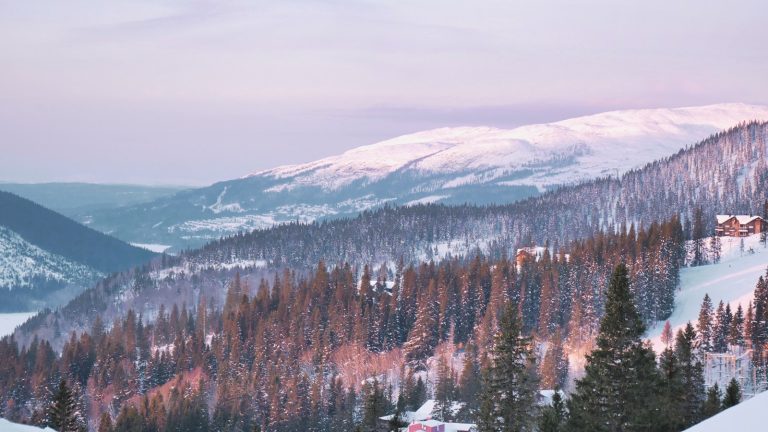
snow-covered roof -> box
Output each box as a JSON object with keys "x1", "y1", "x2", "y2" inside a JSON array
[
  {"x1": 0, "y1": 418, "x2": 57, "y2": 432},
  {"x1": 380, "y1": 399, "x2": 436, "y2": 423},
  {"x1": 683, "y1": 390, "x2": 768, "y2": 431},
  {"x1": 716, "y1": 215, "x2": 763, "y2": 225}
]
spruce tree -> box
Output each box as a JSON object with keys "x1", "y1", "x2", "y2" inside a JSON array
[
  {"x1": 433, "y1": 354, "x2": 456, "y2": 421},
  {"x1": 477, "y1": 300, "x2": 538, "y2": 432},
  {"x1": 701, "y1": 384, "x2": 722, "y2": 419},
  {"x1": 49, "y1": 379, "x2": 85, "y2": 432},
  {"x1": 722, "y1": 378, "x2": 741, "y2": 409},
  {"x1": 697, "y1": 294, "x2": 714, "y2": 352},
  {"x1": 567, "y1": 264, "x2": 661, "y2": 432},
  {"x1": 538, "y1": 391, "x2": 566, "y2": 432},
  {"x1": 675, "y1": 323, "x2": 705, "y2": 427}
]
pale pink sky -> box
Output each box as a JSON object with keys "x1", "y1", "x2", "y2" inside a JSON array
[{"x1": 1, "y1": 0, "x2": 767, "y2": 185}]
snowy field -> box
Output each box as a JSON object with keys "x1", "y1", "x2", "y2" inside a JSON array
[
  {"x1": 684, "y1": 387, "x2": 767, "y2": 431},
  {"x1": 647, "y1": 234, "x2": 768, "y2": 352},
  {"x1": 130, "y1": 243, "x2": 172, "y2": 253},
  {"x1": 0, "y1": 312, "x2": 36, "y2": 337},
  {"x1": 0, "y1": 418, "x2": 55, "y2": 431}
]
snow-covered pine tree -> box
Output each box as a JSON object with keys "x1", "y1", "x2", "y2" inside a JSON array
[
  {"x1": 49, "y1": 379, "x2": 86, "y2": 432},
  {"x1": 477, "y1": 300, "x2": 538, "y2": 432}
]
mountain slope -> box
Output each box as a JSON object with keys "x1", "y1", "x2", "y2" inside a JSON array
[
  {"x1": 83, "y1": 103, "x2": 768, "y2": 250},
  {"x1": 19, "y1": 120, "x2": 768, "y2": 347},
  {"x1": 0, "y1": 192, "x2": 156, "y2": 273},
  {"x1": 0, "y1": 192, "x2": 157, "y2": 311}
]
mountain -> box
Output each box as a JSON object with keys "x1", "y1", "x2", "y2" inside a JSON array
[
  {"x1": 18, "y1": 120, "x2": 768, "y2": 347},
  {"x1": 0, "y1": 191, "x2": 157, "y2": 311},
  {"x1": 81, "y1": 103, "x2": 768, "y2": 251},
  {"x1": 0, "y1": 182, "x2": 187, "y2": 217}
]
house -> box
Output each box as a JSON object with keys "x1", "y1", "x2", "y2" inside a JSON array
[
  {"x1": 515, "y1": 246, "x2": 547, "y2": 267},
  {"x1": 380, "y1": 400, "x2": 476, "y2": 432},
  {"x1": 409, "y1": 420, "x2": 445, "y2": 432},
  {"x1": 715, "y1": 215, "x2": 766, "y2": 237}
]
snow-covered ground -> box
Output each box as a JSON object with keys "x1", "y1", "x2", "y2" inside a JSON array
[
  {"x1": 252, "y1": 103, "x2": 768, "y2": 191},
  {"x1": 683, "y1": 388, "x2": 767, "y2": 431},
  {"x1": 647, "y1": 234, "x2": 768, "y2": 352},
  {"x1": 0, "y1": 227, "x2": 101, "y2": 290},
  {"x1": 0, "y1": 312, "x2": 36, "y2": 337},
  {"x1": 130, "y1": 243, "x2": 172, "y2": 253},
  {"x1": 0, "y1": 418, "x2": 55, "y2": 431}
]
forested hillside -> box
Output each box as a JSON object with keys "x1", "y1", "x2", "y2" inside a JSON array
[
  {"x1": 0, "y1": 218, "x2": 685, "y2": 431},
  {"x1": 0, "y1": 192, "x2": 157, "y2": 311},
  {"x1": 4, "y1": 121, "x2": 767, "y2": 431}
]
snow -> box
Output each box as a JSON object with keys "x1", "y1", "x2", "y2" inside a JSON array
[
  {"x1": 0, "y1": 312, "x2": 36, "y2": 337},
  {"x1": 683, "y1": 389, "x2": 767, "y2": 431},
  {"x1": 405, "y1": 195, "x2": 450, "y2": 206},
  {"x1": 0, "y1": 418, "x2": 56, "y2": 432},
  {"x1": 250, "y1": 103, "x2": 768, "y2": 191},
  {"x1": 130, "y1": 243, "x2": 172, "y2": 253},
  {"x1": 647, "y1": 234, "x2": 768, "y2": 352},
  {"x1": 715, "y1": 214, "x2": 762, "y2": 224},
  {"x1": 0, "y1": 227, "x2": 101, "y2": 290}
]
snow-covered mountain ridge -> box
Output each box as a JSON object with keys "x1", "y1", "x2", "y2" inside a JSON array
[
  {"x1": 253, "y1": 103, "x2": 768, "y2": 190},
  {"x1": 82, "y1": 103, "x2": 768, "y2": 250},
  {"x1": 0, "y1": 227, "x2": 102, "y2": 291}
]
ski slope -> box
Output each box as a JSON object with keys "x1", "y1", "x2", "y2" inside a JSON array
[
  {"x1": 0, "y1": 418, "x2": 56, "y2": 432},
  {"x1": 683, "y1": 388, "x2": 767, "y2": 431},
  {"x1": 648, "y1": 234, "x2": 768, "y2": 351}
]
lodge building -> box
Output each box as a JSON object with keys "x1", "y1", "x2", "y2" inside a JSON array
[{"x1": 715, "y1": 215, "x2": 766, "y2": 237}]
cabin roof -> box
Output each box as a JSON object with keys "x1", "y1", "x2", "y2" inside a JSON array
[{"x1": 716, "y1": 215, "x2": 764, "y2": 225}]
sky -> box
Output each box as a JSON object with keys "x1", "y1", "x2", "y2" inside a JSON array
[{"x1": 1, "y1": 0, "x2": 767, "y2": 186}]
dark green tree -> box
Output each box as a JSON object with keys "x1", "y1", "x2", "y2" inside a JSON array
[
  {"x1": 701, "y1": 384, "x2": 722, "y2": 419},
  {"x1": 567, "y1": 264, "x2": 661, "y2": 431},
  {"x1": 675, "y1": 323, "x2": 706, "y2": 427},
  {"x1": 722, "y1": 378, "x2": 741, "y2": 409},
  {"x1": 538, "y1": 390, "x2": 567, "y2": 432},
  {"x1": 49, "y1": 380, "x2": 85, "y2": 432},
  {"x1": 477, "y1": 301, "x2": 538, "y2": 432}
]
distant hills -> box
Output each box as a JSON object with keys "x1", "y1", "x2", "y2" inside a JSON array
[
  {"x1": 0, "y1": 182, "x2": 186, "y2": 217},
  {"x1": 0, "y1": 191, "x2": 157, "y2": 311},
  {"x1": 78, "y1": 103, "x2": 768, "y2": 251}
]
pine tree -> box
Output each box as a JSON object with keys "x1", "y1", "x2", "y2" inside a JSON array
[
  {"x1": 567, "y1": 264, "x2": 661, "y2": 432},
  {"x1": 540, "y1": 329, "x2": 568, "y2": 390},
  {"x1": 432, "y1": 354, "x2": 456, "y2": 422},
  {"x1": 457, "y1": 341, "x2": 482, "y2": 416},
  {"x1": 697, "y1": 294, "x2": 714, "y2": 352},
  {"x1": 675, "y1": 323, "x2": 706, "y2": 427},
  {"x1": 538, "y1": 391, "x2": 567, "y2": 432},
  {"x1": 98, "y1": 412, "x2": 113, "y2": 432},
  {"x1": 656, "y1": 346, "x2": 686, "y2": 431},
  {"x1": 49, "y1": 380, "x2": 85, "y2": 432},
  {"x1": 722, "y1": 378, "x2": 741, "y2": 409},
  {"x1": 701, "y1": 384, "x2": 722, "y2": 419},
  {"x1": 477, "y1": 300, "x2": 538, "y2": 432},
  {"x1": 660, "y1": 320, "x2": 673, "y2": 347},
  {"x1": 729, "y1": 304, "x2": 746, "y2": 347}
]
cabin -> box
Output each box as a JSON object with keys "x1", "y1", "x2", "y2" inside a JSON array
[
  {"x1": 715, "y1": 215, "x2": 766, "y2": 237},
  {"x1": 409, "y1": 420, "x2": 445, "y2": 432},
  {"x1": 515, "y1": 246, "x2": 547, "y2": 267},
  {"x1": 379, "y1": 400, "x2": 476, "y2": 432}
]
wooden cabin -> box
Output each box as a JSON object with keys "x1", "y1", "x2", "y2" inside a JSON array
[{"x1": 715, "y1": 215, "x2": 766, "y2": 237}]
